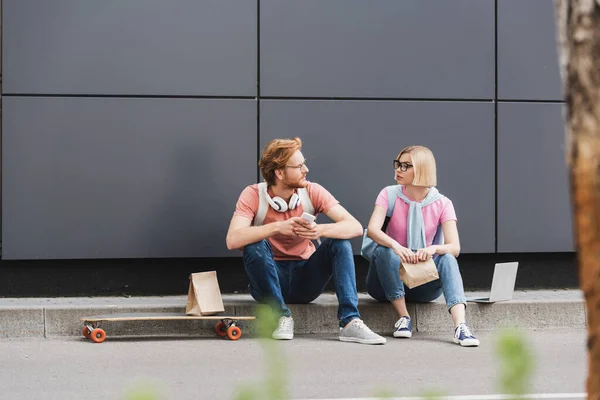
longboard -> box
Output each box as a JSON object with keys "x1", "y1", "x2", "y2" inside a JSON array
[{"x1": 80, "y1": 312, "x2": 256, "y2": 343}]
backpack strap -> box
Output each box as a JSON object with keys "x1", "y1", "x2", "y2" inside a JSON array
[
  {"x1": 297, "y1": 188, "x2": 314, "y2": 215},
  {"x1": 386, "y1": 185, "x2": 399, "y2": 217},
  {"x1": 254, "y1": 182, "x2": 270, "y2": 226},
  {"x1": 378, "y1": 185, "x2": 400, "y2": 232},
  {"x1": 385, "y1": 185, "x2": 401, "y2": 217}
]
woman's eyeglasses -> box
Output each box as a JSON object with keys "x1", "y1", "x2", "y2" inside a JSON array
[{"x1": 393, "y1": 160, "x2": 413, "y2": 172}]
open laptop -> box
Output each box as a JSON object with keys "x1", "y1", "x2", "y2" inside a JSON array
[{"x1": 467, "y1": 262, "x2": 519, "y2": 303}]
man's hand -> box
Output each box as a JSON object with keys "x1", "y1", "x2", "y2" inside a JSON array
[
  {"x1": 393, "y1": 245, "x2": 417, "y2": 264},
  {"x1": 293, "y1": 219, "x2": 321, "y2": 240},
  {"x1": 416, "y1": 246, "x2": 437, "y2": 261},
  {"x1": 277, "y1": 217, "x2": 303, "y2": 236}
]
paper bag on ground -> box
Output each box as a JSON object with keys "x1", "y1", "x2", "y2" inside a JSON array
[
  {"x1": 185, "y1": 271, "x2": 225, "y2": 316},
  {"x1": 400, "y1": 258, "x2": 439, "y2": 289}
]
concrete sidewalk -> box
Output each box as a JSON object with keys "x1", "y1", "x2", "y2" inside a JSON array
[{"x1": 0, "y1": 289, "x2": 585, "y2": 339}]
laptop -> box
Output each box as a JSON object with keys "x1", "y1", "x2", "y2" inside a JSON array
[{"x1": 467, "y1": 262, "x2": 519, "y2": 303}]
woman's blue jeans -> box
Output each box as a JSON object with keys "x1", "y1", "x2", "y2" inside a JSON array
[
  {"x1": 366, "y1": 245, "x2": 467, "y2": 311},
  {"x1": 242, "y1": 238, "x2": 361, "y2": 327}
]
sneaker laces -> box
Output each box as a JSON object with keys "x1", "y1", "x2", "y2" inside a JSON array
[
  {"x1": 459, "y1": 323, "x2": 473, "y2": 337},
  {"x1": 276, "y1": 317, "x2": 293, "y2": 331},
  {"x1": 350, "y1": 319, "x2": 374, "y2": 333},
  {"x1": 395, "y1": 317, "x2": 410, "y2": 329}
]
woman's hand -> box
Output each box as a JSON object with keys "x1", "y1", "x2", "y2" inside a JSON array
[
  {"x1": 393, "y1": 245, "x2": 417, "y2": 264},
  {"x1": 416, "y1": 246, "x2": 437, "y2": 261}
]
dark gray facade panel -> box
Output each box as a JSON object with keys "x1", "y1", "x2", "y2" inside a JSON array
[
  {"x1": 260, "y1": 0, "x2": 495, "y2": 99},
  {"x1": 497, "y1": 0, "x2": 562, "y2": 100},
  {"x1": 2, "y1": 97, "x2": 256, "y2": 259},
  {"x1": 260, "y1": 100, "x2": 495, "y2": 254},
  {"x1": 497, "y1": 103, "x2": 573, "y2": 252},
  {"x1": 3, "y1": 0, "x2": 257, "y2": 96}
]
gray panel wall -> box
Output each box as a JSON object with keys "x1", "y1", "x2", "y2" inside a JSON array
[
  {"x1": 496, "y1": 0, "x2": 572, "y2": 252},
  {"x1": 4, "y1": 0, "x2": 257, "y2": 96},
  {"x1": 3, "y1": 98, "x2": 256, "y2": 259},
  {"x1": 498, "y1": 0, "x2": 562, "y2": 101},
  {"x1": 261, "y1": 0, "x2": 495, "y2": 98},
  {"x1": 2, "y1": 1, "x2": 571, "y2": 259},
  {"x1": 498, "y1": 103, "x2": 573, "y2": 252}
]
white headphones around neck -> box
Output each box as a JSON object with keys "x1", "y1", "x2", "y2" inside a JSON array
[{"x1": 266, "y1": 190, "x2": 301, "y2": 212}]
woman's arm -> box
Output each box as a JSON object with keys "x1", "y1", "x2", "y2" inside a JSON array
[
  {"x1": 434, "y1": 220, "x2": 461, "y2": 257},
  {"x1": 416, "y1": 220, "x2": 461, "y2": 260},
  {"x1": 367, "y1": 205, "x2": 417, "y2": 263}
]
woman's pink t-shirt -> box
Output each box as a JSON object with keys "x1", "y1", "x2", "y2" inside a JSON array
[
  {"x1": 375, "y1": 186, "x2": 457, "y2": 249},
  {"x1": 234, "y1": 182, "x2": 339, "y2": 260}
]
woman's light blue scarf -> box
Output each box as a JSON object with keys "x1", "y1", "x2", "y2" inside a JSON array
[{"x1": 395, "y1": 185, "x2": 444, "y2": 251}]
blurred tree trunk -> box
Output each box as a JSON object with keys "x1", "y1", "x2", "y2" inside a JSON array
[{"x1": 556, "y1": 1, "x2": 600, "y2": 399}]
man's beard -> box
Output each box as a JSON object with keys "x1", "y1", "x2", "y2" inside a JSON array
[{"x1": 283, "y1": 174, "x2": 308, "y2": 189}]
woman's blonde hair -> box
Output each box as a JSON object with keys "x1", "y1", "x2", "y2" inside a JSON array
[
  {"x1": 259, "y1": 137, "x2": 302, "y2": 185},
  {"x1": 397, "y1": 145, "x2": 437, "y2": 187}
]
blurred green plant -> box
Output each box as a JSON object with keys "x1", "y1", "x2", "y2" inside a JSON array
[
  {"x1": 233, "y1": 303, "x2": 288, "y2": 400},
  {"x1": 419, "y1": 388, "x2": 446, "y2": 399},
  {"x1": 495, "y1": 328, "x2": 535, "y2": 398},
  {"x1": 123, "y1": 381, "x2": 163, "y2": 400}
]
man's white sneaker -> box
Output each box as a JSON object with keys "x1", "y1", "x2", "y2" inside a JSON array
[
  {"x1": 339, "y1": 319, "x2": 386, "y2": 345},
  {"x1": 272, "y1": 316, "x2": 294, "y2": 340}
]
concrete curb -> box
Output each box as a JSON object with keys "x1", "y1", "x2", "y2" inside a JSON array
[{"x1": 0, "y1": 290, "x2": 585, "y2": 339}]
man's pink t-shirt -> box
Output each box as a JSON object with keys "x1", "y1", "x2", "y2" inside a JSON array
[
  {"x1": 375, "y1": 186, "x2": 457, "y2": 249},
  {"x1": 233, "y1": 182, "x2": 339, "y2": 260}
]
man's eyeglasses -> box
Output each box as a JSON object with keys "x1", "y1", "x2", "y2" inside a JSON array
[
  {"x1": 285, "y1": 160, "x2": 307, "y2": 171},
  {"x1": 393, "y1": 160, "x2": 413, "y2": 172}
]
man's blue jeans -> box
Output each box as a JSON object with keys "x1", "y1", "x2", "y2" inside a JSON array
[
  {"x1": 243, "y1": 238, "x2": 361, "y2": 327},
  {"x1": 366, "y1": 245, "x2": 467, "y2": 311}
]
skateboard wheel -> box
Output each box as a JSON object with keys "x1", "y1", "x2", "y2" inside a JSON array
[
  {"x1": 227, "y1": 326, "x2": 242, "y2": 341},
  {"x1": 215, "y1": 321, "x2": 227, "y2": 337},
  {"x1": 90, "y1": 328, "x2": 106, "y2": 343},
  {"x1": 82, "y1": 326, "x2": 91, "y2": 339}
]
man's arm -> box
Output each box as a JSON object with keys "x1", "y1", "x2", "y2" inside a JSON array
[
  {"x1": 226, "y1": 215, "x2": 301, "y2": 250},
  {"x1": 294, "y1": 204, "x2": 362, "y2": 240}
]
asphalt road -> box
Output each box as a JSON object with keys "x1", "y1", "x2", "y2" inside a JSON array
[{"x1": 0, "y1": 330, "x2": 586, "y2": 400}]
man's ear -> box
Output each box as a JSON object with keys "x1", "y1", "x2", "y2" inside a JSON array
[{"x1": 274, "y1": 168, "x2": 284, "y2": 181}]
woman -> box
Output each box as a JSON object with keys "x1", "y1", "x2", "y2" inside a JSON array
[{"x1": 365, "y1": 145, "x2": 479, "y2": 347}]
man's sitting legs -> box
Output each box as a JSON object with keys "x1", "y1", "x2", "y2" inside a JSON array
[
  {"x1": 243, "y1": 238, "x2": 385, "y2": 344},
  {"x1": 243, "y1": 240, "x2": 294, "y2": 339},
  {"x1": 289, "y1": 238, "x2": 386, "y2": 345}
]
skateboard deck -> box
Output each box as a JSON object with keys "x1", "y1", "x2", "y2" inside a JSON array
[{"x1": 80, "y1": 312, "x2": 255, "y2": 343}]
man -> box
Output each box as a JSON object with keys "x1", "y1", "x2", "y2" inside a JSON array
[{"x1": 226, "y1": 137, "x2": 386, "y2": 345}]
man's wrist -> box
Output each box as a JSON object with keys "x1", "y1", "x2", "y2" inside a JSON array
[
  {"x1": 271, "y1": 221, "x2": 282, "y2": 236},
  {"x1": 316, "y1": 223, "x2": 327, "y2": 238}
]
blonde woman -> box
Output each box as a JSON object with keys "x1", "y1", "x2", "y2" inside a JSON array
[{"x1": 365, "y1": 145, "x2": 479, "y2": 347}]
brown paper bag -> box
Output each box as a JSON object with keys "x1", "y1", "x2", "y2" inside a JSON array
[
  {"x1": 185, "y1": 271, "x2": 225, "y2": 316},
  {"x1": 399, "y1": 258, "x2": 440, "y2": 289}
]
